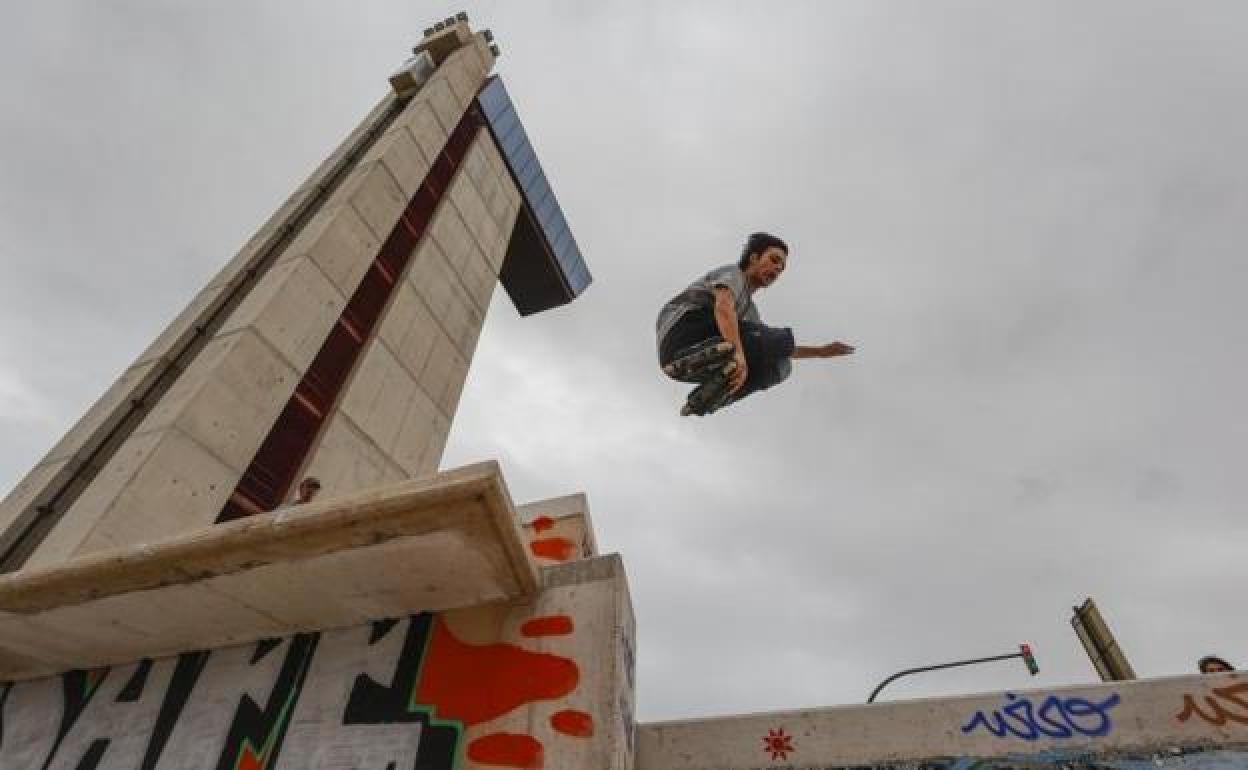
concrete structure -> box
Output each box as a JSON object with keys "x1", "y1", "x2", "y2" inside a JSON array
[
  {"x1": 638, "y1": 674, "x2": 1248, "y2": 769},
  {"x1": 0, "y1": 16, "x2": 587, "y2": 573},
  {"x1": 1, "y1": 13, "x2": 1245, "y2": 770},
  {"x1": 0, "y1": 466, "x2": 636, "y2": 770}
]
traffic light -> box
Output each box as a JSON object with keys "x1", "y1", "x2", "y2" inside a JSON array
[{"x1": 1020, "y1": 643, "x2": 1040, "y2": 676}]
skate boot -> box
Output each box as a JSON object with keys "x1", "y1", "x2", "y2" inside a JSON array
[
  {"x1": 663, "y1": 338, "x2": 736, "y2": 383},
  {"x1": 680, "y1": 361, "x2": 738, "y2": 417}
]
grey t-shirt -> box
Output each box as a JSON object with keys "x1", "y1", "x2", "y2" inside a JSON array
[{"x1": 656, "y1": 264, "x2": 760, "y2": 345}]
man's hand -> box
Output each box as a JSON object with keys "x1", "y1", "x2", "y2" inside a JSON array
[
  {"x1": 729, "y1": 351, "x2": 748, "y2": 392},
  {"x1": 793, "y1": 342, "x2": 856, "y2": 359},
  {"x1": 712, "y1": 285, "x2": 749, "y2": 392}
]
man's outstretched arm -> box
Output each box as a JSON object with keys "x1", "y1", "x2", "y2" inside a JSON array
[{"x1": 792, "y1": 342, "x2": 855, "y2": 359}]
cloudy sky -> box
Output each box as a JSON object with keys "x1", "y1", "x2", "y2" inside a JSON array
[{"x1": 3, "y1": 1, "x2": 1247, "y2": 721}]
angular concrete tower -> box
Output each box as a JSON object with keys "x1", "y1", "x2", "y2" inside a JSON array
[
  {"x1": 0, "y1": 16, "x2": 587, "y2": 572},
  {"x1": 0, "y1": 16, "x2": 636, "y2": 770}
]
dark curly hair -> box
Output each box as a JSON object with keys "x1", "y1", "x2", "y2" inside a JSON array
[{"x1": 737, "y1": 232, "x2": 788, "y2": 270}]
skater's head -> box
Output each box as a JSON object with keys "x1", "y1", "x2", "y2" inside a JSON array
[{"x1": 738, "y1": 231, "x2": 788, "y2": 289}]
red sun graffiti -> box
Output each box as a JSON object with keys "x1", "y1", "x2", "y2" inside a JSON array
[{"x1": 762, "y1": 727, "x2": 796, "y2": 761}]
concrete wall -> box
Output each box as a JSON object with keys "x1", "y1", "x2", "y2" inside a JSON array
[
  {"x1": 636, "y1": 672, "x2": 1248, "y2": 770},
  {"x1": 298, "y1": 130, "x2": 521, "y2": 499},
  {"x1": 1, "y1": 28, "x2": 520, "y2": 569},
  {"x1": 519, "y1": 493, "x2": 600, "y2": 566},
  {"x1": 0, "y1": 554, "x2": 635, "y2": 770}
]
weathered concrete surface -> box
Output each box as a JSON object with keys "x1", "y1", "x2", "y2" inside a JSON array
[
  {"x1": 519, "y1": 492, "x2": 599, "y2": 566},
  {"x1": 636, "y1": 672, "x2": 1248, "y2": 770},
  {"x1": 0, "y1": 555, "x2": 635, "y2": 770},
  {"x1": 0, "y1": 24, "x2": 505, "y2": 571},
  {"x1": 0, "y1": 462, "x2": 537, "y2": 681}
]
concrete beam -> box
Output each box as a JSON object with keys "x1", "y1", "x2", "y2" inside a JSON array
[
  {"x1": 0, "y1": 462, "x2": 538, "y2": 681},
  {"x1": 637, "y1": 672, "x2": 1248, "y2": 769}
]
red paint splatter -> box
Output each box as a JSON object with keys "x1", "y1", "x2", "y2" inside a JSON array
[
  {"x1": 551, "y1": 709, "x2": 594, "y2": 737},
  {"x1": 521, "y1": 615, "x2": 574, "y2": 637},
  {"x1": 531, "y1": 515, "x2": 555, "y2": 533},
  {"x1": 468, "y1": 732, "x2": 544, "y2": 768},
  {"x1": 415, "y1": 617, "x2": 579, "y2": 726},
  {"x1": 763, "y1": 727, "x2": 796, "y2": 760},
  {"x1": 530, "y1": 537, "x2": 577, "y2": 562}
]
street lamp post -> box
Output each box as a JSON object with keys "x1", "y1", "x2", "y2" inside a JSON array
[{"x1": 867, "y1": 644, "x2": 1039, "y2": 703}]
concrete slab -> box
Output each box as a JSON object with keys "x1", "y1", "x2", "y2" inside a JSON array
[
  {"x1": 0, "y1": 462, "x2": 539, "y2": 681},
  {"x1": 0, "y1": 553, "x2": 635, "y2": 770},
  {"x1": 636, "y1": 672, "x2": 1248, "y2": 770}
]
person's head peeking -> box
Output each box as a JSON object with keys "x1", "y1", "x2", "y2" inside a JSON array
[
  {"x1": 1199, "y1": 655, "x2": 1234, "y2": 674},
  {"x1": 738, "y1": 231, "x2": 788, "y2": 290},
  {"x1": 295, "y1": 476, "x2": 322, "y2": 504}
]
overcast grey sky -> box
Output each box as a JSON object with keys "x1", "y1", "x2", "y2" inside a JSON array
[{"x1": 2, "y1": 1, "x2": 1247, "y2": 721}]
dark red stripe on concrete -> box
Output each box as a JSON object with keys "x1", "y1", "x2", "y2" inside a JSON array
[{"x1": 218, "y1": 106, "x2": 484, "y2": 522}]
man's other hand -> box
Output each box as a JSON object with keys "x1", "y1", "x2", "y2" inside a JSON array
[
  {"x1": 818, "y1": 341, "x2": 855, "y2": 357},
  {"x1": 794, "y1": 342, "x2": 855, "y2": 359}
]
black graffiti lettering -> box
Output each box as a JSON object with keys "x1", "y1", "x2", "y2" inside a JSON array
[
  {"x1": 342, "y1": 614, "x2": 459, "y2": 769},
  {"x1": 139, "y1": 650, "x2": 210, "y2": 770},
  {"x1": 116, "y1": 661, "x2": 152, "y2": 703},
  {"x1": 41, "y1": 668, "x2": 110, "y2": 770},
  {"x1": 212, "y1": 634, "x2": 318, "y2": 770}
]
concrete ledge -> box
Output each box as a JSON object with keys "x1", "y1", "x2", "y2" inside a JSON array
[
  {"x1": 0, "y1": 461, "x2": 538, "y2": 681},
  {"x1": 637, "y1": 671, "x2": 1248, "y2": 770}
]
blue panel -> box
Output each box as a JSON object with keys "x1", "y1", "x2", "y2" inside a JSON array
[
  {"x1": 476, "y1": 76, "x2": 591, "y2": 310},
  {"x1": 533, "y1": 189, "x2": 558, "y2": 224},
  {"x1": 513, "y1": 150, "x2": 540, "y2": 189}
]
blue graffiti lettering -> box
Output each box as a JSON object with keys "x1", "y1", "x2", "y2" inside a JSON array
[{"x1": 960, "y1": 692, "x2": 1121, "y2": 741}]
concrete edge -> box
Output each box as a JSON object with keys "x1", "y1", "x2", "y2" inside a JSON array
[
  {"x1": 0, "y1": 461, "x2": 533, "y2": 614},
  {"x1": 636, "y1": 669, "x2": 1246, "y2": 731}
]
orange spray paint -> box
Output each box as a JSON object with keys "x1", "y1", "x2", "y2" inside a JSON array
[
  {"x1": 551, "y1": 709, "x2": 595, "y2": 737},
  {"x1": 530, "y1": 537, "x2": 577, "y2": 562},
  {"x1": 521, "y1": 615, "x2": 574, "y2": 637},
  {"x1": 468, "y1": 732, "x2": 545, "y2": 768},
  {"x1": 414, "y1": 617, "x2": 579, "y2": 726}
]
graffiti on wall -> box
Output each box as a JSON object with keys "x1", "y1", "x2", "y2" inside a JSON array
[
  {"x1": 0, "y1": 612, "x2": 594, "y2": 769},
  {"x1": 762, "y1": 726, "x2": 796, "y2": 761},
  {"x1": 1176, "y1": 681, "x2": 1248, "y2": 727},
  {"x1": 960, "y1": 692, "x2": 1121, "y2": 741},
  {"x1": 528, "y1": 515, "x2": 580, "y2": 563},
  {"x1": 749, "y1": 747, "x2": 1248, "y2": 770}
]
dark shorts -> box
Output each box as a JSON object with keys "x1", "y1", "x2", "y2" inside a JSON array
[{"x1": 659, "y1": 309, "x2": 795, "y2": 400}]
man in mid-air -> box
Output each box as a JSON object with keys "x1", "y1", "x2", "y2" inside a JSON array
[{"x1": 656, "y1": 232, "x2": 855, "y2": 416}]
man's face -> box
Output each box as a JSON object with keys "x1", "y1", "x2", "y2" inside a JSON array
[
  {"x1": 748, "y1": 246, "x2": 787, "y2": 288},
  {"x1": 1203, "y1": 660, "x2": 1232, "y2": 673}
]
